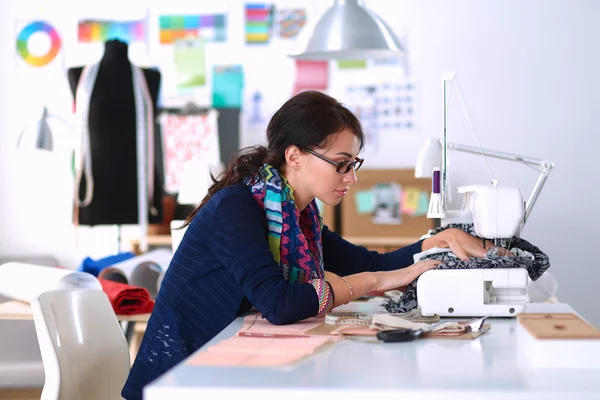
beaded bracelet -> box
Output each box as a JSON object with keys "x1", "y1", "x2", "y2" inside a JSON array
[
  {"x1": 309, "y1": 279, "x2": 334, "y2": 317},
  {"x1": 337, "y1": 276, "x2": 354, "y2": 304}
]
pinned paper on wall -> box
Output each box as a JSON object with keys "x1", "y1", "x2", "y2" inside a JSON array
[
  {"x1": 337, "y1": 60, "x2": 367, "y2": 69},
  {"x1": 375, "y1": 81, "x2": 417, "y2": 132},
  {"x1": 174, "y1": 38, "x2": 206, "y2": 89},
  {"x1": 212, "y1": 65, "x2": 244, "y2": 108},
  {"x1": 355, "y1": 184, "x2": 429, "y2": 223},
  {"x1": 401, "y1": 187, "x2": 421, "y2": 215},
  {"x1": 343, "y1": 79, "x2": 418, "y2": 147},
  {"x1": 245, "y1": 4, "x2": 273, "y2": 44},
  {"x1": 78, "y1": 19, "x2": 146, "y2": 43},
  {"x1": 15, "y1": 20, "x2": 63, "y2": 68},
  {"x1": 276, "y1": 8, "x2": 306, "y2": 38},
  {"x1": 354, "y1": 190, "x2": 375, "y2": 214},
  {"x1": 371, "y1": 182, "x2": 402, "y2": 225},
  {"x1": 345, "y1": 84, "x2": 378, "y2": 150},
  {"x1": 159, "y1": 14, "x2": 227, "y2": 44},
  {"x1": 293, "y1": 60, "x2": 328, "y2": 95},
  {"x1": 159, "y1": 109, "x2": 220, "y2": 194}
]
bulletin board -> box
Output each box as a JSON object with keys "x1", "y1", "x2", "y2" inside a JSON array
[{"x1": 341, "y1": 169, "x2": 434, "y2": 238}]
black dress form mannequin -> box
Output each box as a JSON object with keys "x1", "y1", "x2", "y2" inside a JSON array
[{"x1": 68, "y1": 39, "x2": 163, "y2": 226}]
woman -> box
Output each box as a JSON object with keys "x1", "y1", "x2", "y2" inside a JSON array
[{"x1": 122, "y1": 90, "x2": 498, "y2": 399}]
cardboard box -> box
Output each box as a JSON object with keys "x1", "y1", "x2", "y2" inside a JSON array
[{"x1": 516, "y1": 313, "x2": 600, "y2": 369}]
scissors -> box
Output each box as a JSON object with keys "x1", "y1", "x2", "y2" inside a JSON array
[{"x1": 376, "y1": 316, "x2": 490, "y2": 343}]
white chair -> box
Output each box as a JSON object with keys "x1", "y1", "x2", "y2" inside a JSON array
[{"x1": 31, "y1": 289, "x2": 130, "y2": 400}]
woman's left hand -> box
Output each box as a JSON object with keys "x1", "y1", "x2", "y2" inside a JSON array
[{"x1": 422, "y1": 228, "x2": 512, "y2": 261}]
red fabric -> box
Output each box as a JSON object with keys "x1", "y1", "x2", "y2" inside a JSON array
[{"x1": 99, "y1": 278, "x2": 154, "y2": 315}]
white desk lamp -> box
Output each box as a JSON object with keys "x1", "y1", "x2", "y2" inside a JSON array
[
  {"x1": 16, "y1": 106, "x2": 75, "y2": 151},
  {"x1": 416, "y1": 72, "x2": 555, "y2": 240},
  {"x1": 414, "y1": 72, "x2": 555, "y2": 318},
  {"x1": 289, "y1": 0, "x2": 405, "y2": 60}
]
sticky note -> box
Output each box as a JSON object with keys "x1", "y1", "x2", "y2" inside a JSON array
[
  {"x1": 401, "y1": 187, "x2": 420, "y2": 215},
  {"x1": 354, "y1": 190, "x2": 375, "y2": 214}
]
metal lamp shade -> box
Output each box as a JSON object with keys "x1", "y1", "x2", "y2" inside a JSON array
[{"x1": 290, "y1": 0, "x2": 405, "y2": 60}]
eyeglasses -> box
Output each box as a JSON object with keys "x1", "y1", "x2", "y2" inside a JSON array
[{"x1": 306, "y1": 149, "x2": 364, "y2": 174}]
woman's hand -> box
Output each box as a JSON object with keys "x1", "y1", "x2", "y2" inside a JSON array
[
  {"x1": 422, "y1": 228, "x2": 512, "y2": 261},
  {"x1": 374, "y1": 260, "x2": 440, "y2": 292}
]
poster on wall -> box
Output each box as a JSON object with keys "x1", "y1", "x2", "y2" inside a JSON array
[
  {"x1": 293, "y1": 60, "x2": 328, "y2": 95},
  {"x1": 14, "y1": 20, "x2": 63, "y2": 68},
  {"x1": 77, "y1": 18, "x2": 146, "y2": 44},
  {"x1": 274, "y1": 8, "x2": 306, "y2": 38},
  {"x1": 342, "y1": 79, "x2": 419, "y2": 152},
  {"x1": 173, "y1": 38, "x2": 206, "y2": 90},
  {"x1": 159, "y1": 14, "x2": 227, "y2": 44},
  {"x1": 212, "y1": 65, "x2": 244, "y2": 108},
  {"x1": 245, "y1": 3, "x2": 274, "y2": 44}
]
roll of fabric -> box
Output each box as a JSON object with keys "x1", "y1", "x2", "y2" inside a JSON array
[
  {"x1": 0, "y1": 262, "x2": 101, "y2": 303},
  {"x1": 98, "y1": 278, "x2": 154, "y2": 315},
  {"x1": 78, "y1": 252, "x2": 136, "y2": 276},
  {"x1": 97, "y1": 249, "x2": 172, "y2": 298}
]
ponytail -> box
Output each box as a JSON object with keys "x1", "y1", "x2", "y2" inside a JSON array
[{"x1": 181, "y1": 146, "x2": 269, "y2": 228}]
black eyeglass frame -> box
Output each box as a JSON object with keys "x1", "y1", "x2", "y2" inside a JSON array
[{"x1": 305, "y1": 149, "x2": 364, "y2": 174}]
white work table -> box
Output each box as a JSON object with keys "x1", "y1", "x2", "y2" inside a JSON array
[{"x1": 144, "y1": 302, "x2": 600, "y2": 400}]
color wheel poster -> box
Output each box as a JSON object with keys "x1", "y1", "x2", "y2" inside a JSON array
[{"x1": 15, "y1": 20, "x2": 63, "y2": 68}]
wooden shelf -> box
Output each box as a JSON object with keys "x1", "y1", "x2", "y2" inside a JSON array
[
  {"x1": 344, "y1": 236, "x2": 422, "y2": 247},
  {"x1": 129, "y1": 234, "x2": 172, "y2": 255}
]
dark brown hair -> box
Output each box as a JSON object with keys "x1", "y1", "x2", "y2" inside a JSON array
[{"x1": 182, "y1": 90, "x2": 365, "y2": 227}]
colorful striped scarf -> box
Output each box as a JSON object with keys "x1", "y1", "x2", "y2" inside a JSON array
[{"x1": 249, "y1": 164, "x2": 324, "y2": 283}]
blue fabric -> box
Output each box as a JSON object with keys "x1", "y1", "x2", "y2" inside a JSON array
[
  {"x1": 77, "y1": 252, "x2": 135, "y2": 276},
  {"x1": 122, "y1": 182, "x2": 423, "y2": 400}
]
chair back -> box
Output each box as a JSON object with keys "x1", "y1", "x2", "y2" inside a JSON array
[{"x1": 32, "y1": 289, "x2": 130, "y2": 400}]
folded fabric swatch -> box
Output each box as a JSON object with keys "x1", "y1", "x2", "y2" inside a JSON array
[
  {"x1": 99, "y1": 278, "x2": 154, "y2": 315},
  {"x1": 370, "y1": 313, "x2": 464, "y2": 334}
]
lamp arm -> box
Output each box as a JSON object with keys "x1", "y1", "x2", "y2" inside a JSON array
[
  {"x1": 49, "y1": 113, "x2": 76, "y2": 131},
  {"x1": 525, "y1": 162, "x2": 553, "y2": 220},
  {"x1": 449, "y1": 142, "x2": 554, "y2": 220}
]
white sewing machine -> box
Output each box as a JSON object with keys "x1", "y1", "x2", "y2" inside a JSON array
[
  {"x1": 414, "y1": 71, "x2": 554, "y2": 318},
  {"x1": 417, "y1": 183, "x2": 530, "y2": 317}
]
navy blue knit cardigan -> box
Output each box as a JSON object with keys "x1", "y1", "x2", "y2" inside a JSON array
[{"x1": 122, "y1": 183, "x2": 423, "y2": 399}]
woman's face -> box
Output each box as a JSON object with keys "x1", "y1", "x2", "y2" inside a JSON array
[{"x1": 300, "y1": 128, "x2": 361, "y2": 207}]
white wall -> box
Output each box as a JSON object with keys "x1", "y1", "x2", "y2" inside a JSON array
[{"x1": 1, "y1": 0, "x2": 599, "y2": 325}]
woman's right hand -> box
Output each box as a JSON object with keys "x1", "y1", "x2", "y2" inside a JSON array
[{"x1": 374, "y1": 260, "x2": 441, "y2": 292}]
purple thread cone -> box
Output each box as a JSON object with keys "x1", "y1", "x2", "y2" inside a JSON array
[{"x1": 432, "y1": 169, "x2": 440, "y2": 194}]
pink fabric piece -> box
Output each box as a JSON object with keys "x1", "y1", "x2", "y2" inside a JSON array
[
  {"x1": 186, "y1": 335, "x2": 331, "y2": 367},
  {"x1": 186, "y1": 315, "x2": 333, "y2": 367},
  {"x1": 238, "y1": 314, "x2": 324, "y2": 336}
]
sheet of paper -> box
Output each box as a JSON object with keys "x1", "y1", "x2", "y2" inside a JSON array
[
  {"x1": 239, "y1": 314, "x2": 324, "y2": 336},
  {"x1": 174, "y1": 38, "x2": 206, "y2": 89},
  {"x1": 293, "y1": 60, "x2": 328, "y2": 95},
  {"x1": 354, "y1": 189, "x2": 375, "y2": 214},
  {"x1": 212, "y1": 65, "x2": 244, "y2": 108},
  {"x1": 401, "y1": 187, "x2": 421, "y2": 215},
  {"x1": 186, "y1": 335, "x2": 331, "y2": 366}
]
